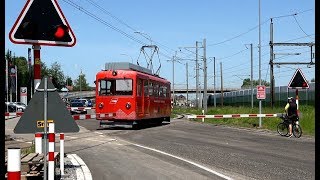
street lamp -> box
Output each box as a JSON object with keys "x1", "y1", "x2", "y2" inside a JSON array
[{"x1": 120, "y1": 54, "x2": 134, "y2": 63}]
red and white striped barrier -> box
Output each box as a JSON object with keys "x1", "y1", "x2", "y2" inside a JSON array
[
  {"x1": 7, "y1": 148, "x2": 21, "y2": 180},
  {"x1": 5, "y1": 112, "x2": 24, "y2": 117},
  {"x1": 187, "y1": 113, "x2": 279, "y2": 119},
  {"x1": 72, "y1": 113, "x2": 115, "y2": 120},
  {"x1": 48, "y1": 123, "x2": 55, "y2": 180},
  {"x1": 35, "y1": 133, "x2": 43, "y2": 154},
  {"x1": 60, "y1": 133, "x2": 65, "y2": 176},
  {"x1": 72, "y1": 114, "x2": 96, "y2": 120}
]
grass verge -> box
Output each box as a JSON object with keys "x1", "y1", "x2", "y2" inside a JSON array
[{"x1": 173, "y1": 105, "x2": 315, "y2": 136}]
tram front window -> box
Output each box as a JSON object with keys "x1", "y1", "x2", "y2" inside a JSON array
[{"x1": 99, "y1": 79, "x2": 133, "y2": 96}]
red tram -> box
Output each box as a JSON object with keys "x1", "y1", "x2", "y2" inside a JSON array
[{"x1": 95, "y1": 62, "x2": 171, "y2": 127}]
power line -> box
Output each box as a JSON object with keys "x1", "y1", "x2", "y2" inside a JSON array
[{"x1": 62, "y1": 0, "x2": 145, "y2": 45}]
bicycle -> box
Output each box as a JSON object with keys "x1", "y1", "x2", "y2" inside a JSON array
[{"x1": 277, "y1": 113, "x2": 302, "y2": 138}]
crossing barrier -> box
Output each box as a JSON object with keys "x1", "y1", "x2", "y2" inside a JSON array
[{"x1": 187, "y1": 113, "x2": 280, "y2": 119}]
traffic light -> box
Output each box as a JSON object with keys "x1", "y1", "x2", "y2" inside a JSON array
[
  {"x1": 288, "y1": 69, "x2": 309, "y2": 88},
  {"x1": 53, "y1": 25, "x2": 69, "y2": 39},
  {"x1": 9, "y1": 0, "x2": 76, "y2": 46}
]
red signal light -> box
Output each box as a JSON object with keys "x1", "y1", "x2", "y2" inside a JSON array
[
  {"x1": 302, "y1": 82, "x2": 307, "y2": 87},
  {"x1": 54, "y1": 25, "x2": 68, "y2": 39}
]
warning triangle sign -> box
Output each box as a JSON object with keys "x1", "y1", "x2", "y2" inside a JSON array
[
  {"x1": 14, "y1": 77, "x2": 79, "y2": 134},
  {"x1": 288, "y1": 68, "x2": 309, "y2": 89},
  {"x1": 9, "y1": 0, "x2": 76, "y2": 47}
]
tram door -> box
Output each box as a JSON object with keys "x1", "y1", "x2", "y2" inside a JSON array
[
  {"x1": 143, "y1": 79, "x2": 149, "y2": 116},
  {"x1": 136, "y1": 78, "x2": 144, "y2": 116}
]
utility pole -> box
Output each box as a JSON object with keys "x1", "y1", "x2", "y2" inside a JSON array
[
  {"x1": 80, "y1": 69, "x2": 82, "y2": 92},
  {"x1": 220, "y1": 62, "x2": 223, "y2": 106},
  {"x1": 9, "y1": 51, "x2": 12, "y2": 102},
  {"x1": 203, "y1": 38, "x2": 208, "y2": 113},
  {"x1": 250, "y1": 44, "x2": 253, "y2": 109},
  {"x1": 259, "y1": 0, "x2": 262, "y2": 127},
  {"x1": 172, "y1": 51, "x2": 177, "y2": 106},
  {"x1": 213, "y1": 57, "x2": 216, "y2": 107},
  {"x1": 6, "y1": 53, "x2": 9, "y2": 112},
  {"x1": 269, "y1": 18, "x2": 275, "y2": 108},
  {"x1": 196, "y1": 41, "x2": 199, "y2": 108},
  {"x1": 269, "y1": 19, "x2": 315, "y2": 109},
  {"x1": 186, "y1": 62, "x2": 189, "y2": 107}
]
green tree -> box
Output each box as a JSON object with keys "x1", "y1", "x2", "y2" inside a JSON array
[
  {"x1": 73, "y1": 74, "x2": 90, "y2": 91},
  {"x1": 241, "y1": 78, "x2": 270, "y2": 89},
  {"x1": 66, "y1": 76, "x2": 73, "y2": 86},
  {"x1": 47, "y1": 62, "x2": 65, "y2": 90}
]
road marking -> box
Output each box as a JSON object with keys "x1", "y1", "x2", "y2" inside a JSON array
[
  {"x1": 131, "y1": 143, "x2": 233, "y2": 180},
  {"x1": 68, "y1": 154, "x2": 85, "y2": 180},
  {"x1": 72, "y1": 154, "x2": 93, "y2": 180}
]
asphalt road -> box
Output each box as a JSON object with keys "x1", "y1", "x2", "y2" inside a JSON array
[
  {"x1": 75, "y1": 117, "x2": 315, "y2": 180},
  {"x1": 5, "y1": 116, "x2": 315, "y2": 180}
]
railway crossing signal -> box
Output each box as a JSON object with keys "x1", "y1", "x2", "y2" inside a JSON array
[
  {"x1": 288, "y1": 69, "x2": 309, "y2": 89},
  {"x1": 9, "y1": 0, "x2": 76, "y2": 47}
]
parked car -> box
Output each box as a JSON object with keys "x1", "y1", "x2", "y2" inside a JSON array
[
  {"x1": 12, "y1": 102, "x2": 27, "y2": 111},
  {"x1": 5, "y1": 102, "x2": 26, "y2": 112},
  {"x1": 70, "y1": 101, "x2": 87, "y2": 115},
  {"x1": 5, "y1": 103, "x2": 16, "y2": 112},
  {"x1": 78, "y1": 99, "x2": 90, "y2": 107}
]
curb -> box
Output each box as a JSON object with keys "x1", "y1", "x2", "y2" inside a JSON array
[{"x1": 67, "y1": 154, "x2": 92, "y2": 180}]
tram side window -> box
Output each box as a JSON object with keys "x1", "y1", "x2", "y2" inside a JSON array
[
  {"x1": 162, "y1": 86, "x2": 167, "y2": 97},
  {"x1": 149, "y1": 82, "x2": 153, "y2": 96},
  {"x1": 154, "y1": 83, "x2": 159, "y2": 97}
]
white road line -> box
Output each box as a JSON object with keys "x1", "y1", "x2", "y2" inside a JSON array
[
  {"x1": 85, "y1": 138, "x2": 116, "y2": 143},
  {"x1": 72, "y1": 154, "x2": 93, "y2": 180},
  {"x1": 131, "y1": 143, "x2": 233, "y2": 180},
  {"x1": 67, "y1": 154, "x2": 85, "y2": 180}
]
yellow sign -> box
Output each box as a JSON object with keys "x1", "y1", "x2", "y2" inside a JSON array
[
  {"x1": 35, "y1": 58, "x2": 40, "y2": 65},
  {"x1": 36, "y1": 120, "x2": 54, "y2": 128}
]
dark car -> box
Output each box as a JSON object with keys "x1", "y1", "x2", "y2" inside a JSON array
[
  {"x1": 70, "y1": 102, "x2": 87, "y2": 115},
  {"x1": 5, "y1": 103, "x2": 16, "y2": 112}
]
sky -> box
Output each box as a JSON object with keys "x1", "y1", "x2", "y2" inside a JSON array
[{"x1": 5, "y1": 0, "x2": 315, "y2": 91}]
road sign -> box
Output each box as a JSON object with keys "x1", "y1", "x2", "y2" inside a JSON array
[
  {"x1": 37, "y1": 120, "x2": 54, "y2": 128},
  {"x1": 9, "y1": 0, "x2": 76, "y2": 47},
  {"x1": 288, "y1": 68, "x2": 309, "y2": 89},
  {"x1": 256, "y1": 85, "x2": 266, "y2": 100},
  {"x1": 14, "y1": 77, "x2": 79, "y2": 133}
]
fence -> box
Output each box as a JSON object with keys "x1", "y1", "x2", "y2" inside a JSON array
[{"x1": 208, "y1": 83, "x2": 315, "y2": 107}]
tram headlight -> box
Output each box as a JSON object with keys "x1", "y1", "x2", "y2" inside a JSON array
[
  {"x1": 99, "y1": 102, "x2": 104, "y2": 109},
  {"x1": 125, "y1": 102, "x2": 131, "y2": 109},
  {"x1": 112, "y1": 70, "x2": 117, "y2": 76}
]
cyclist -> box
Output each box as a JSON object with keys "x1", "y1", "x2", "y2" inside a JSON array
[{"x1": 284, "y1": 97, "x2": 298, "y2": 138}]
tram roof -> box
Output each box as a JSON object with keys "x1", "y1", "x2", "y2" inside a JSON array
[{"x1": 105, "y1": 62, "x2": 153, "y2": 75}]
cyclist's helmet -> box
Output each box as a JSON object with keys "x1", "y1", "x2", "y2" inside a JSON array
[{"x1": 288, "y1": 97, "x2": 293, "y2": 103}]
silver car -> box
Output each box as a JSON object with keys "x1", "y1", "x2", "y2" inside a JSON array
[{"x1": 7, "y1": 102, "x2": 27, "y2": 112}]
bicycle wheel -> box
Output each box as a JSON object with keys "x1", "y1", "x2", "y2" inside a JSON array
[
  {"x1": 277, "y1": 123, "x2": 288, "y2": 136},
  {"x1": 293, "y1": 125, "x2": 302, "y2": 138}
]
